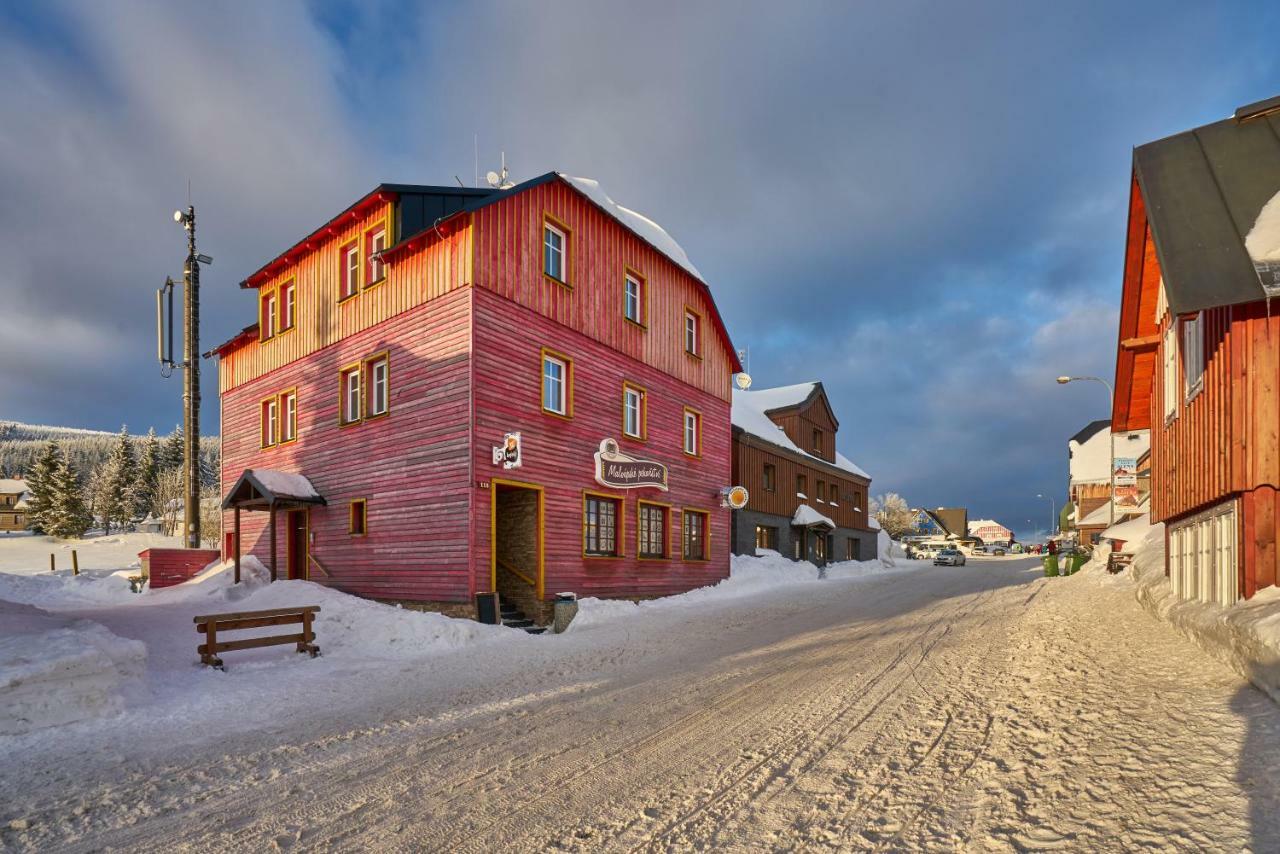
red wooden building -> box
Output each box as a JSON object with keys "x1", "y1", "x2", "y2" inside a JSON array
[
  {"x1": 211, "y1": 173, "x2": 741, "y2": 624},
  {"x1": 1113, "y1": 94, "x2": 1280, "y2": 605}
]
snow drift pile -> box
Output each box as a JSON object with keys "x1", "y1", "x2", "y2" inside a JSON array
[
  {"x1": 1093, "y1": 519, "x2": 1280, "y2": 705},
  {"x1": 0, "y1": 600, "x2": 145, "y2": 735}
]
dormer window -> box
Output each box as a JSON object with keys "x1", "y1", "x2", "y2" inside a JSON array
[
  {"x1": 812, "y1": 428, "x2": 822, "y2": 454},
  {"x1": 279, "y1": 279, "x2": 296, "y2": 332},
  {"x1": 624, "y1": 272, "x2": 644, "y2": 325},
  {"x1": 365, "y1": 226, "x2": 386, "y2": 287},
  {"x1": 260, "y1": 290, "x2": 276, "y2": 341},
  {"x1": 340, "y1": 241, "x2": 359, "y2": 300}
]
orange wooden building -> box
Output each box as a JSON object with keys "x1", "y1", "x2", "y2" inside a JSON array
[{"x1": 1113, "y1": 93, "x2": 1280, "y2": 604}]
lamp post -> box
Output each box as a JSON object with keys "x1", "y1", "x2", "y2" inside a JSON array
[
  {"x1": 1056, "y1": 375, "x2": 1116, "y2": 529},
  {"x1": 1036, "y1": 493, "x2": 1056, "y2": 536}
]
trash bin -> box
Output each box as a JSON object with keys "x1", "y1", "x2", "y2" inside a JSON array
[
  {"x1": 475, "y1": 591, "x2": 501, "y2": 625},
  {"x1": 553, "y1": 592, "x2": 578, "y2": 634}
]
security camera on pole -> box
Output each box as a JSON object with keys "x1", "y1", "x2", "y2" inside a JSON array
[{"x1": 159, "y1": 206, "x2": 212, "y2": 549}]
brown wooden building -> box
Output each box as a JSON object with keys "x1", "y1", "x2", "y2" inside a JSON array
[
  {"x1": 0, "y1": 479, "x2": 29, "y2": 532},
  {"x1": 1113, "y1": 93, "x2": 1280, "y2": 605},
  {"x1": 730, "y1": 382, "x2": 875, "y2": 563}
]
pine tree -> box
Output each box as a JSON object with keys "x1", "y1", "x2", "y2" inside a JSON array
[
  {"x1": 132, "y1": 428, "x2": 160, "y2": 519},
  {"x1": 162, "y1": 427, "x2": 184, "y2": 471},
  {"x1": 49, "y1": 456, "x2": 91, "y2": 538},
  {"x1": 99, "y1": 426, "x2": 136, "y2": 534},
  {"x1": 23, "y1": 441, "x2": 60, "y2": 534}
]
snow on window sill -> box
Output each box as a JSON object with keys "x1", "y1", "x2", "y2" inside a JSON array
[{"x1": 796, "y1": 492, "x2": 807, "y2": 499}]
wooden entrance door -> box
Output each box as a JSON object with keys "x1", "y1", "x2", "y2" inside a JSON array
[{"x1": 286, "y1": 510, "x2": 308, "y2": 580}]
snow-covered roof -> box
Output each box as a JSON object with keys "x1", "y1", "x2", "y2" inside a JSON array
[
  {"x1": 1102, "y1": 513, "x2": 1151, "y2": 547},
  {"x1": 732, "y1": 385, "x2": 870, "y2": 480},
  {"x1": 967, "y1": 519, "x2": 1010, "y2": 535},
  {"x1": 792, "y1": 504, "x2": 836, "y2": 529},
  {"x1": 867, "y1": 516, "x2": 881, "y2": 531},
  {"x1": 558, "y1": 175, "x2": 702, "y2": 281},
  {"x1": 0, "y1": 479, "x2": 28, "y2": 494},
  {"x1": 223, "y1": 469, "x2": 325, "y2": 508}
]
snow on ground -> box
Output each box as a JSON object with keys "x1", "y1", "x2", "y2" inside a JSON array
[
  {"x1": 0, "y1": 600, "x2": 145, "y2": 735},
  {"x1": 5, "y1": 554, "x2": 1280, "y2": 850},
  {"x1": 1084, "y1": 518, "x2": 1280, "y2": 706},
  {"x1": 0, "y1": 529, "x2": 181, "y2": 575},
  {"x1": 0, "y1": 536, "x2": 930, "y2": 739}
]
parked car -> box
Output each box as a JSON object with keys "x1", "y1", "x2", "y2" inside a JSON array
[
  {"x1": 934, "y1": 548, "x2": 966, "y2": 566},
  {"x1": 986, "y1": 545, "x2": 1007, "y2": 556}
]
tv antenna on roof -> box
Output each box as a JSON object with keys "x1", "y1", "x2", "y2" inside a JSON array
[{"x1": 485, "y1": 152, "x2": 515, "y2": 190}]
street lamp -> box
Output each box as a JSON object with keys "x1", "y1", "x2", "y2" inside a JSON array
[
  {"x1": 1037, "y1": 493, "x2": 1056, "y2": 536},
  {"x1": 1056, "y1": 375, "x2": 1116, "y2": 529}
]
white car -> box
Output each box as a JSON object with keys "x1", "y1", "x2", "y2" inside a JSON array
[{"x1": 934, "y1": 548, "x2": 966, "y2": 567}]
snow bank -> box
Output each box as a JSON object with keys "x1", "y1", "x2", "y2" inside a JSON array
[
  {"x1": 1100, "y1": 521, "x2": 1280, "y2": 705},
  {"x1": 570, "y1": 551, "x2": 917, "y2": 632},
  {"x1": 0, "y1": 601, "x2": 146, "y2": 735},
  {"x1": 0, "y1": 566, "x2": 139, "y2": 609},
  {"x1": 139, "y1": 558, "x2": 511, "y2": 662}
]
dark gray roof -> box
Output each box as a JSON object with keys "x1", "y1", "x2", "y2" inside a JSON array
[
  {"x1": 1070, "y1": 419, "x2": 1111, "y2": 446},
  {"x1": 1133, "y1": 101, "x2": 1280, "y2": 316}
]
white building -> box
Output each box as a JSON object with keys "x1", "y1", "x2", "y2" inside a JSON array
[{"x1": 967, "y1": 519, "x2": 1013, "y2": 545}]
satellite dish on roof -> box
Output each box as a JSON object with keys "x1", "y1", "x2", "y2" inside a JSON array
[
  {"x1": 485, "y1": 152, "x2": 516, "y2": 190},
  {"x1": 734, "y1": 372, "x2": 752, "y2": 391},
  {"x1": 485, "y1": 171, "x2": 501, "y2": 188}
]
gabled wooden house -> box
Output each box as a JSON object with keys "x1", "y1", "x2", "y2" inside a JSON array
[
  {"x1": 210, "y1": 173, "x2": 741, "y2": 624},
  {"x1": 729, "y1": 382, "x2": 874, "y2": 563},
  {"x1": 1113, "y1": 93, "x2": 1280, "y2": 605},
  {"x1": 0, "y1": 479, "x2": 29, "y2": 532}
]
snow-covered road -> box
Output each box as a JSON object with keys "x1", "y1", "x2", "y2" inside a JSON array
[{"x1": 6, "y1": 556, "x2": 1280, "y2": 851}]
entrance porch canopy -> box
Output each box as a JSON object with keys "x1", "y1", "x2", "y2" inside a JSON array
[
  {"x1": 792, "y1": 504, "x2": 836, "y2": 530},
  {"x1": 223, "y1": 469, "x2": 325, "y2": 583}
]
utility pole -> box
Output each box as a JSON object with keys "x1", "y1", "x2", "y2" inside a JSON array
[{"x1": 178, "y1": 206, "x2": 202, "y2": 549}]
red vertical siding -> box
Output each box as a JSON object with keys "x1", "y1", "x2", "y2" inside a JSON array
[
  {"x1": 221, "y1": 289, "x2": 474, "y2": 602},
  {"x1": 471, "y1": 178, "x2": 734, "y2": 403},
  {"x1": 470, "y1": 288, "x2": 731, "y2": 599}
]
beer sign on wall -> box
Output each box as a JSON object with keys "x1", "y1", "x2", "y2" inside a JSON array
[{"x1": 594, "y1": 439, "x2": 668, "y2": 491}]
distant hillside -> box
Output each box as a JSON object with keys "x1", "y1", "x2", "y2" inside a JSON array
[{"x1": 0, "y1": 421, "x2": 220, "y2": 483}]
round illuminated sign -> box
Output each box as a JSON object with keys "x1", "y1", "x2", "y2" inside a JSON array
[
  {"x1": 724, "y1": 485, "x2": 750, "y2": 509},
  {"x1": 734, "y1": 372, "x2": 752, "y2": 391}
]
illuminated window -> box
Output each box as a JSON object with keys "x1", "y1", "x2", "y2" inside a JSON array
[{"x1": 755, "y1": 525, "x2": 777, "y2": 551}]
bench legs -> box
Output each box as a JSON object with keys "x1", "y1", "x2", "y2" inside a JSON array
[{"x1": 297, "y1": 611, "x2": 321, "y2": 658}]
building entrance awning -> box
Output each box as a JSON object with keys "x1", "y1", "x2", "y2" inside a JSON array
[
  {"x1": 792, "y1": 504, "x2": 836, "y2": 529},
  {"x1": 223, "y1": 469, "x2": 325, "y2": 583}
]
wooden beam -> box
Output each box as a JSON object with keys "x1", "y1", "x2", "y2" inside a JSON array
[
  {"x1": 269, "y1": 502, "x2": 278, "y2": 583},
  {"x1": 1121, "y1": 333, "x2": 1161, "y2": 351},
  {"x1": 234, "y1": 506, "x2": 241, "y2": 585}
]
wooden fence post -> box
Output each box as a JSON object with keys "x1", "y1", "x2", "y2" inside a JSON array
[
  {"x1": 72, "y1": 550, "x2": 79, "y2": 576},
  {"x1": 49, "y1": 553, "x2": 55, "y2": 573}
]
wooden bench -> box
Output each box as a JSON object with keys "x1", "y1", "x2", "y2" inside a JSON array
[
  {"x1": 194, "y1": 605, "x2": 321, "y2": 670},
  {"x1": 1107, "y1": 552, "x2": 1134, "y2": 574}
]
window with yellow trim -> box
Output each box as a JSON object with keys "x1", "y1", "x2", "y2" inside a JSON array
[
  {"x1": 340, "y1": 241, "x2": 360, "y2": 300},
  {"x1": 260, "y1": 397, "x2": 278, "y2": 448},
  {"x1": 624, "y1": 272, "x2": 644, "y2": 324},
  {"x1": 584, "y1": 495, "x2": 620, "y2": 557},
  {"x1": 639, "y1": 503, "x2": 667, "y2": 558},
  {"x1": 544, "y1": 222, "x2": 566, "y2": 282},
  {"x1": 349, "y1": 499, "x2": 367, "y2": 536},
  {"x1": 366, "y1": 355, "x2": 389, "y2": 417},
  {"x1": 279, "y1": 280, "x2": 296, "y2": 332},
  {"x1": 684, "y1": 310, "x2": 700, "y2": 356},
  {"x1": 340, "y1": 365, "x2": 361, "y2": 425},
  {"x1": 365, "y1": 226, "x2": 386, "y2": 287},
  {"x1": 682, "y1": 509, "x2": 709, "y2": 560},
  {"x1": 623, "y1": 383, "x2": 645, "y2": 439},
  {"x1": 260, "y1": 290, "x2": 276, "y2": 341},
  {"x1": 542, "y1": 352, "x2": 570, "y2": 416},
  {"x1": 281, "y1": 390, "x2": 297, "y2": 443},
  {"x1": 682, "y1": 408, "x2": 701, "y2": 456}
]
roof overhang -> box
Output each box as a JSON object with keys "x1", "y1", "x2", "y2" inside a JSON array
[{"x1": 223, "y1": 469, "x2": 326, "y2": 510}]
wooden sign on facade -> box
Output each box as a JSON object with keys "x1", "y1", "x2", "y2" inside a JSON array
[{"x1": 594, "y1": 439, "x2": 668, "y2": 491}]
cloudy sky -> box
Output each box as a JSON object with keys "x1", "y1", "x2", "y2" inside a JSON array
[{"x1": 1, "y1": 1, "x2": 1276, "y2": 538}]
